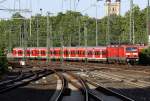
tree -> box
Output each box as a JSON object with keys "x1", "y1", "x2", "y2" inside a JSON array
[
  {"x1": 0, "y1": 47, "x2": 8, "y2": 73},
  {"x1": 139, "y1": 47, "x2": 150, "y2": 65}
]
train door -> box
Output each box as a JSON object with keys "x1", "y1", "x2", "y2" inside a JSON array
[
  {"x1": 18, "y1": 49, "x2": 23, "y2": 57},
  {"x1": 13, "y1": 49, "x2": 17, "y2": 57},
  {"x1": 70, "y1": 48, "x2": 76, "y2": 58},
  {"x1": 41, "y1": 50, "x2": 46, "y2": 57},
  {"x1": 87, "y1": 48, "x2": 93, "y2": 59},
  {"x1": 102, "y1": 49, "x2": 107, "y2": 59},
  {"x1": 31, "y1": 49, "x2": 39, "y2": 57},
  {"x1": 64, "y1": 48, "x2": 69, "y2": 59},
  {"x1": 25, "y1": 50, "x2": 30, "y2": 57},
  {"x1": 94, "y1": 48, "x2": 100, "y2": 59}
]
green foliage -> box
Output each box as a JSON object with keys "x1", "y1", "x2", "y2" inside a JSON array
[
  {"x1": 0, "y1": 48, "x2": 8, "y2": 73},
  {"x1": 139, "y1": 47, "x2": 150, "y2": 65},
  {"x1": 0, "y1": 6, "x2": 149, "y2": 49}
]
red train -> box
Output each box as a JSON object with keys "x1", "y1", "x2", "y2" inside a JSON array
[{"x1": 8, "y1": 45, "x2": 140, "y2": 64}]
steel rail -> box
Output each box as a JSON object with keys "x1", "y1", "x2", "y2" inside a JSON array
[
  {"x1": 0, "y1": 71, "x2": 23, "y2": 85},
  {"x1": 67, "y1": 72, "x2": 104, "y2": 101},
  {"x1": 0, "y1": 70, "x2": 44, "y2": 86},
  {"x1": 0, "y1": 69, "x2": 53, "y2": 93},
  {"x1": 66, "y1": 71, "x2": 134, "y2": 101},
  {"x1": 79, "y1": 77, "x2": 103, "y2": 101},
  {"x1": 65, "y1": 71, "x2": 89, "y2": 101},
  {"x1": 49, "y1": 69, "x2": 67, "y2": 101},
  {"x1": 91, "y1": 71, "x2": 150, "y2": 88},
  {"x1": 85, "y1": 79, "x2": 134, "y2": 101}
]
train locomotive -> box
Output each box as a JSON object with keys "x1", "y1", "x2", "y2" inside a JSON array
[{"x1": 8, "y1": 45, "x2": 139, "y2": 64}]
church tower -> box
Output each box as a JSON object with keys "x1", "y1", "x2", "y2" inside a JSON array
[{"x1": 105, "y1": 0, "x2": 121, "y2": 16}]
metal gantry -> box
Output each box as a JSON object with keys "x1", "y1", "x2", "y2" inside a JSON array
[
  {"x1": 78, "y1": 16, "x2": 81, "y2": 46},
  {"x1": 84, "y1": 21, "x2": 88, "y2": 64},
  {"x1": 129, "y1": 0, "x2": 135, "y2": 44},
  {"x1": 46, "y1": 12, "x2": 50, "y2": 64},
  {"x1": 147, "y1": 0, "x2": 150, "y2": 45},
  {"x1": 106, "y1": 1, "x2": 110, "y2": 45},
  {"x1": 36, "y1": 15, "x2": 39, "y2": 47},
  {"x1": 96, "y1": 1, "x2": 98, "y2": 46},
  {"x1": 95, "y1": 0, "x2": 102, "y2": 46}
]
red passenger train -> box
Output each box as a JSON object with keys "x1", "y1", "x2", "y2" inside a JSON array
[{"x1": 9, "y1": 45, "x2": 139, "y2": 64}]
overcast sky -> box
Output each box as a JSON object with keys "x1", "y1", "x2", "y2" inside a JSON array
[{"x1": 0, "y1": 0, "x2": 148, "y2": 19}]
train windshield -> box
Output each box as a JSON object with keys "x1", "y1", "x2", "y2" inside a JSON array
[{"x1": 126, "y1": 47, "x2": 137, "y2": 52}]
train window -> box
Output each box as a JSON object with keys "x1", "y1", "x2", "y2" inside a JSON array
[
  {"x1": 18, "y1": 50, "x2": 23, "y2": 55},
  {"x1": 64, "y1": 50, "x2": 69, "y2": 55},
  {"x1": 57, "y1": 51, "x2": 62, "y2": 54},
  {"x1": 71, "y1": 51, "x2": 75, "y2": 55},
  {"x1": 32, "y1": 51, "x2": 34, "y2": 54},
  {"x1": 88, "y1": 51, "x2": 93, "y2": 55},
  {"x1": 31, "y1": 50, "x2": 39, "y2": 55},
  {"x1": 41, "y1": 50, "x2": 46, "y2": 55},
  {"x1": 79, "y1": 52, "x2": 81, "y2": 55},
  {"x1": 82, "y1": 51, "x2": 85, "y2": 55},
  {"x1": 54, "y1": 51, "x2": 57, "y2": 55},
  {"x1": 102, "y1": 51, "x2": 106, "y2": 55},
  {"x1": 26, "y1": 50, "x2": 30, "y2": 55},
  {"x1": 126, "y1": 47, "x2": 137, "y2": 52},
  {"x1": 95, "y1": 51, "x2": 100, "y2": 55},
  {"x1": 78, "y1": 50, "x2": 80, "y2": 55},
  {"x1": 36, "y1": 50, "x2": 39, "y2": 54}
]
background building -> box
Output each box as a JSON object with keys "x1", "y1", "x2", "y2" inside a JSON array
[{"x1": 105, "y1": 0, "x2": 121, "y2": 16}]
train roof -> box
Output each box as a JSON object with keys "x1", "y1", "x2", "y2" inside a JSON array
[{"x1": 13, "y1": 46, "x2": 107, "y2": 49}]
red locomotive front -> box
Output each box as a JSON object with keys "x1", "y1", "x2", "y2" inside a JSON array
[{"x1": 107, "y1": 45, "x2": 139, "y2": 64}]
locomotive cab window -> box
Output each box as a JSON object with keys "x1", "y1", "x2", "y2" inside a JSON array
[{"x1": 126, "y1": 47, "x2": 137, "y2": 52}]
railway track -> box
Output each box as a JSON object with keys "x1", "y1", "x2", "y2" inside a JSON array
[
  {"x1": 89, "y1": 71, "x2": 150, "y2": 88},
  {"x1": 66, "y1": 61, "x2": 150, "y2": 74},
  {"x1": 49, "y1": 69, "x2": 67, "y2": 101},
  {"x1": 0, "y1": 69, "x2": 53, "y2": 93},
  {"x1": 63, "y1": 62, "x2": 150, "y2": 88},
  {"x1": 2, "y1": 62, "x2": 149, "y2": 101},
  {"x1": 50, "y1": 69, "x2": 134, "y2": 101},
  {"x1": 79, "y1": 70, "x2": 150, "y2": 101},
  {"x1": 0, "y1": 71, "x2": 22, "y2": 83}
]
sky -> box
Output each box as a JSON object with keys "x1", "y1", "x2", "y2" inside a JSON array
[{"x1": 0, "y1": 0, "x2": 148, "y2": 19}]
